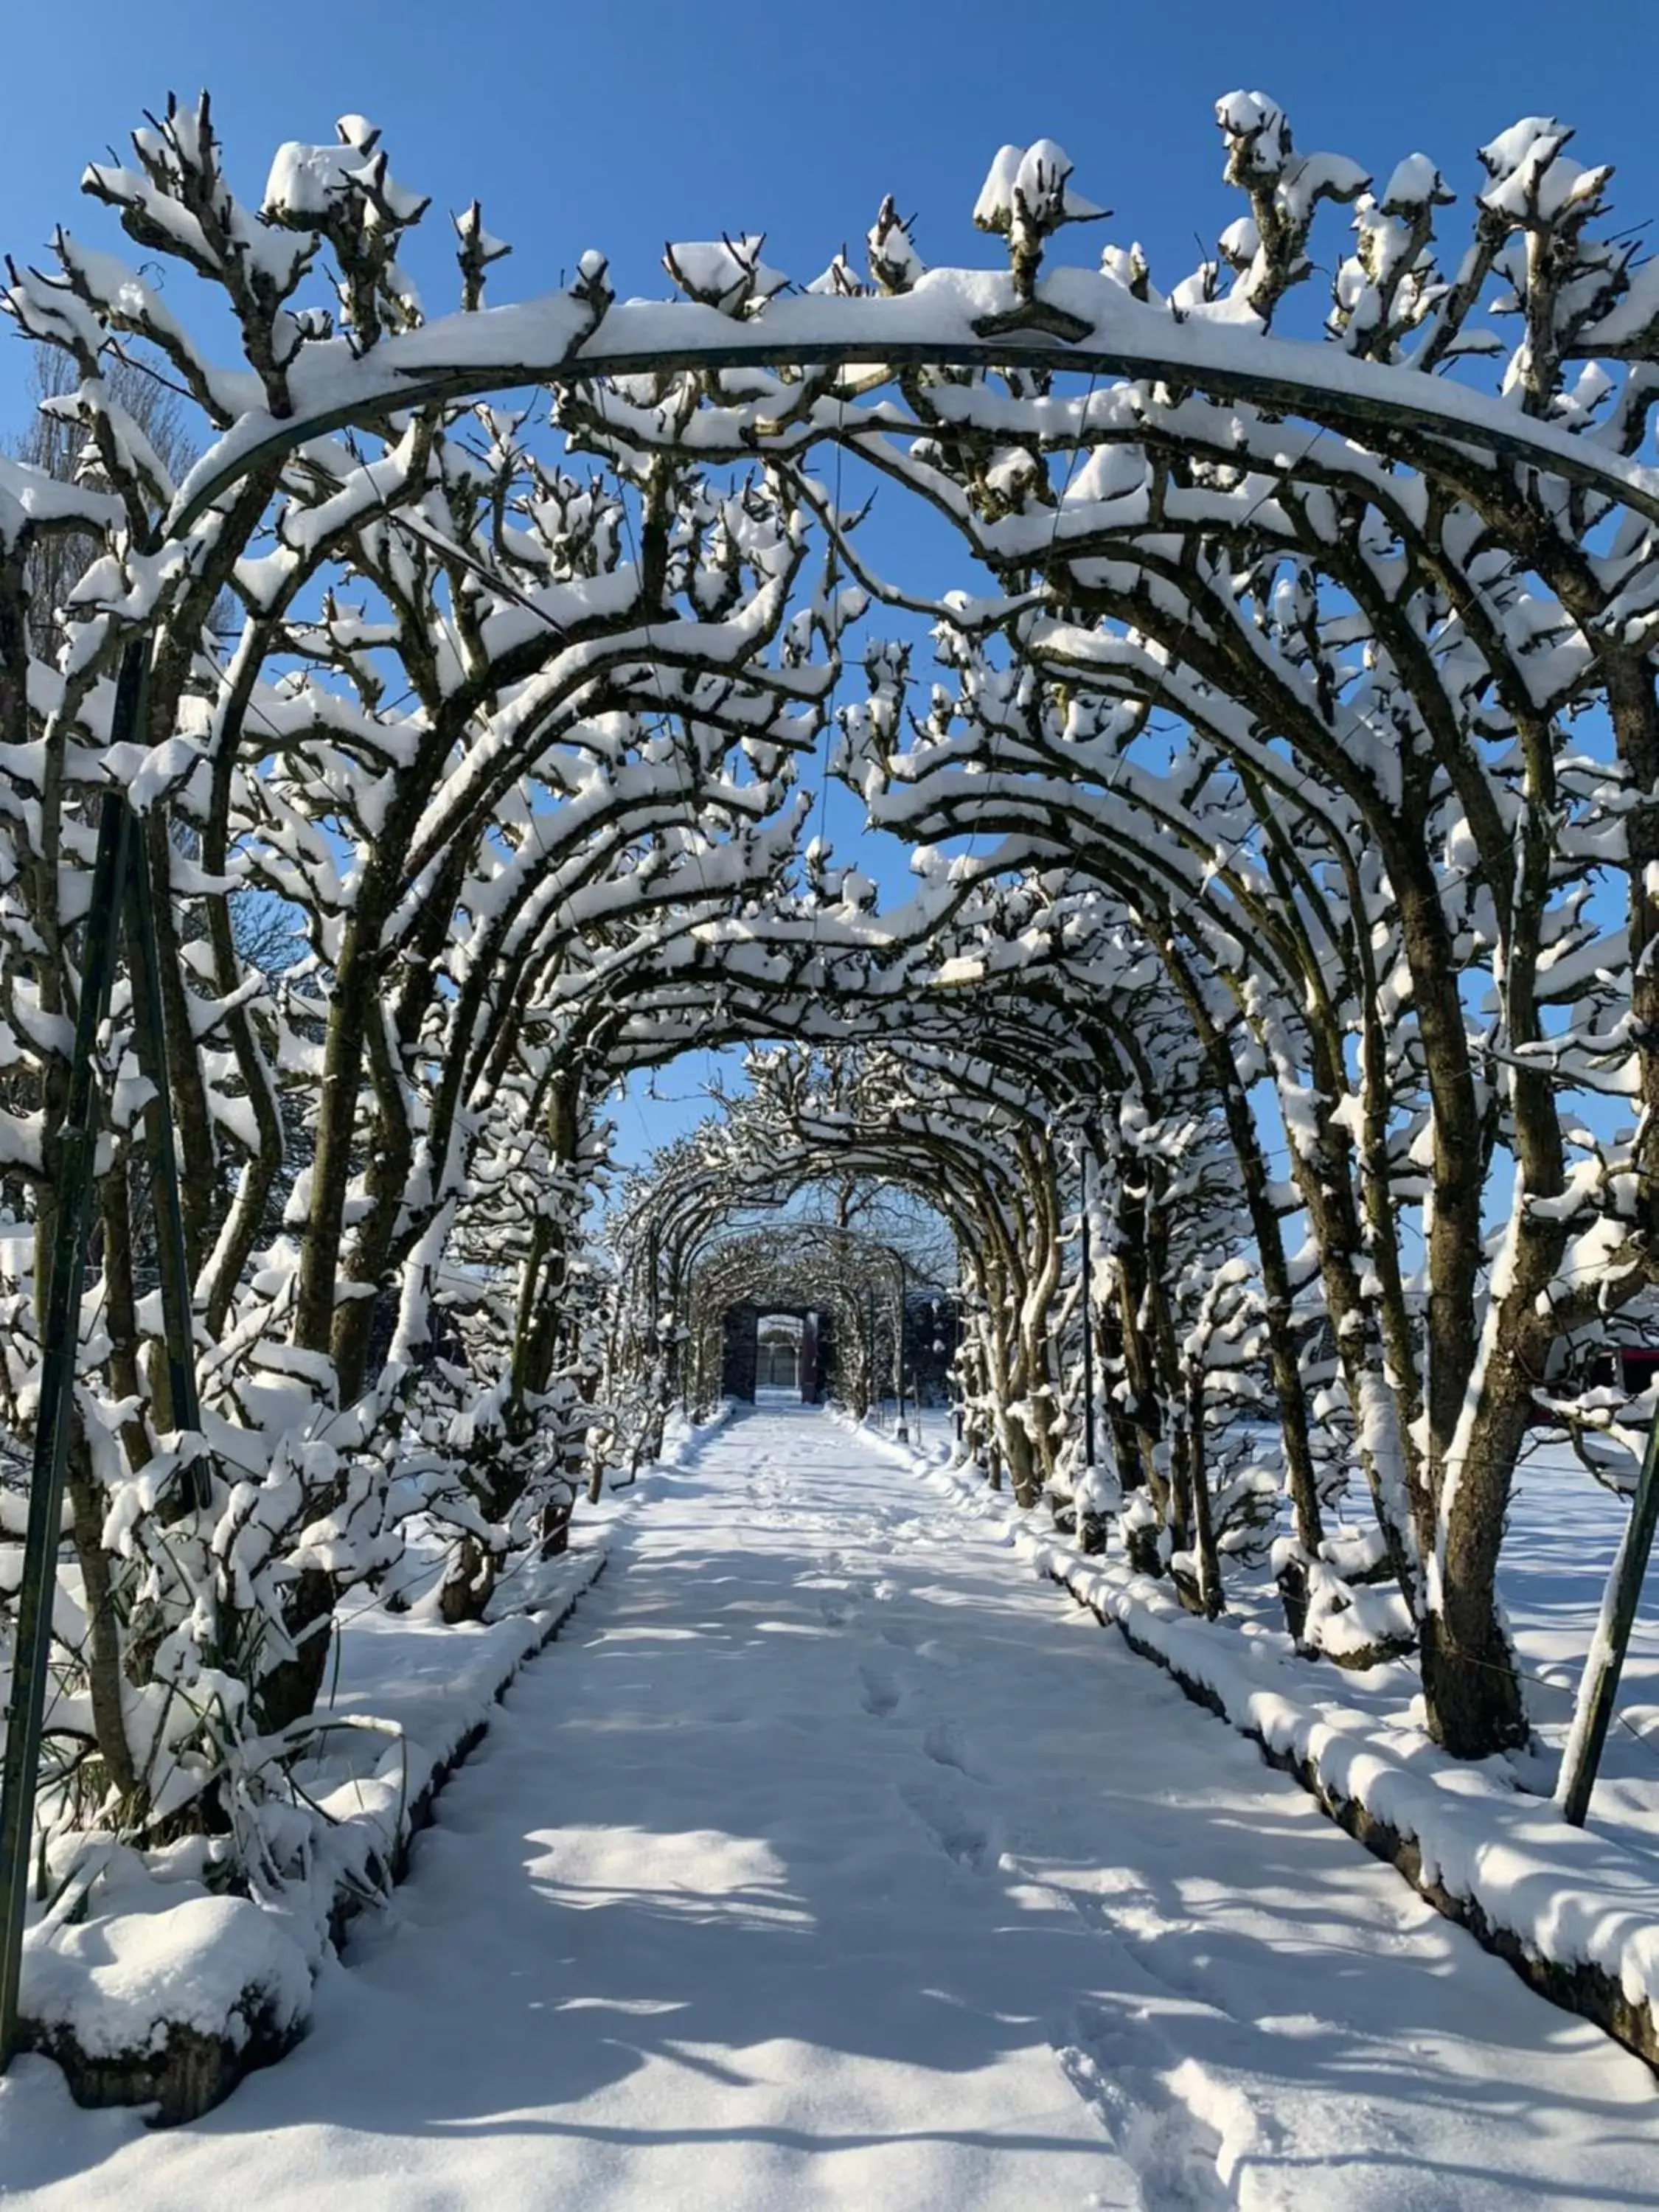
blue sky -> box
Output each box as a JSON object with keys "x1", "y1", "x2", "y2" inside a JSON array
[
  {"x1": 6, "y1": 0, "x2": 1656, "y2": 350},
  {"x1": 5, "y1": 0, "x2": 1656, "y2": 1166}
]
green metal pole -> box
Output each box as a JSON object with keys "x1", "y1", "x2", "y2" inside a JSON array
[
  {"x1": 894, "y1": 1256, "x2": 908, "y2": 1444},
  {"x1": 1080, "y1": 1154, "x2": 1096, "y2": 1477},
  {"x1": 0, "y1": 760, "x2": 139, "y2": 2067},
  {"x1": 122, "y1": 799, "x2": 210, "y2": 1507},
  {"x1": 1557, "y1": 1406, "x2": 1659, "y2": 1826}
]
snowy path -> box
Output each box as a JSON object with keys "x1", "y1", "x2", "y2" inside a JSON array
[{"x1": 10, "y1": 1408, "x2": 1659, "y2": 2210}]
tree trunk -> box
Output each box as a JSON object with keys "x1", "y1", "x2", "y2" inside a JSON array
[{"x1": 252, "y1": 1568, "x2": 337, "y2": 1735}]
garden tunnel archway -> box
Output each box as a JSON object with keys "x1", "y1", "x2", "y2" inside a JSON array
[
  {"x1": 683, "y1": 1224, "x2": 950, "y2": 1422},
  {"x1": 13, "y1": 86, "x2": 1659, "y2": 2085}
]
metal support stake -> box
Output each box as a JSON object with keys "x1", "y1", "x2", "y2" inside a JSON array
[
  {"x1": 1080, "y1": 1153, "x2": 1096, "y2": 1478},
  {"x1": 950, "y1": 1298, "x2": 965, "y2": 1449},
  {"x1": 124, "y1": 800, "x2": 210, "y2": 1504},
  {"x1": 1558, "y1": 1409, "x2": 1659, "y2": 1826},
  {"x1": 894, "y1": 1256, "x2": 908, "y2": 1444},
  {"x1": 0, "y1": 780, "x2": 136, "y2": 2067}
]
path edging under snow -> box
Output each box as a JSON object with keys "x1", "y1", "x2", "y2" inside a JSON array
[
  {"x1": 14, "y1": 1404, "x2": 735, "y2": 2126},
  {"x1": 18, "y1": 1549, "x2": 610, "y2": 2125},
  {"x1": 905, "y1": 1440, "x2": 1659, "y2": 2076}
]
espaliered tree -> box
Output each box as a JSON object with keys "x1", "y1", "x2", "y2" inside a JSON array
[
  {"x1": 842, "y1": 666, "x2": 1423, "y2": 1652},
  {"x1": 583, "y1": 96, "x2": 1659, "y2": 1756},
  {"x1": 591, "y1": 844, "x2": 1420, "y2": 1639},
  {"x1": 5, "y1": 74, "x2": 1659, "y2": 1918},
  {"x1": 609, "y1": 985, "x2": 1285, "y2": 1622},
  {"x1": 0, "y1": 102, "x2": 836, "y2": 1846}
]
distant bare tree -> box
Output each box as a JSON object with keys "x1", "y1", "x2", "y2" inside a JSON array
[{"x1": 6, "y1": 341, "x2": 196, "y2": 654}]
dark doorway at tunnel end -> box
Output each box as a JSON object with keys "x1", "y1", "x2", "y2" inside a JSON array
[{"x1": 721, "y1": 1304, "x2": 832, "y2": 1403}]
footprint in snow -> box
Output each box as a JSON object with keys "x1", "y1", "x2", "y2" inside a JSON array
[
  {"x1": 922, "y1": 1719, "x2": 989, "y2": 1781},
  {"x1": 1056, "y1": 2004, "x2": 1262, "y2": 2212},
  {"x1": 858, "y1": 1663, "x2": 905, "y2": 1717},
  {"x1": 898, "y1": 1777, "x2": 1002, "y2": 1873},
  {"x1": 1063, "y1": 1889, "x2": 1228, "y2": 2013},
  {"x1": 878, "y1": 1622, "x2": 958, "y2": 1669},
  {"x1": 832, "y1": 1574, "x2": 885, "y2": 1607}
]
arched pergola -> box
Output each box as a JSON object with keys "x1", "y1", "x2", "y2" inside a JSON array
[{"x1": 12, "y1": 139, "x2": 1659, "y2": 2065}]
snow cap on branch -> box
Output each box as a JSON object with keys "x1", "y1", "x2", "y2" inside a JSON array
[
  {"x1": 866, "y1": 198, "x2": 923, "y2": 296},
  {"x1": 973, "y1": 140, "x2": 1104, "y2": 236},
  {"x1": 262, "y1": 117, "x2": 428, "y2": 229},
  {"x1": 1477, "y1": 117, "x2": 1610, "y2": 224},
  {"x1": 661, "y1": 235, "x2": 787, "y2": 318},
  {"x1": 1380, "y1": 153, "x2": 1453, "y2": 215}
]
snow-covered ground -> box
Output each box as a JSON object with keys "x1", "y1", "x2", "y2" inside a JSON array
[
  {"x1": 7, "y1": 1405, "x2": 1659, "y2": 2208},
  {"x1": 1167, "y1": 1438, "x2": 1659, "y2": 1862},
  {"x1": 1498, "y1": 1446, "x2": 1659, "y2": 1844}
]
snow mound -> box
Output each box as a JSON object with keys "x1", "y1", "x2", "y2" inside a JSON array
[{"x1": 24, "y1": 1892, "x2": 309, "y2": 2060}]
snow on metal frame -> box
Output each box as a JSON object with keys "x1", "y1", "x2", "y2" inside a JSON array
[
  {"x1": 165, "y1": 267, "x2": 1659, "y2": 547},
  {"x1": 10, "y1": 204, "x2": 1659, "y2": 2093}
]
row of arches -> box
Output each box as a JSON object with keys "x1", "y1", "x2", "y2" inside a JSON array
[{"x1": 10, "y1": 84, "x2": 1659, "y2": 2077}]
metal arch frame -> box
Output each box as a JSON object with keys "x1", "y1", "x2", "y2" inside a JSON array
[{"x1": 6, "y1": 290, "x2": 1658, "y2": 2062}]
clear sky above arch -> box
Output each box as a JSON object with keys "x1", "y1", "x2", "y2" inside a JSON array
[
  {"x1": 6, "y1": 0, "x2": 1657, "y2": 1165},
  {"x1": 6, "y1": 0, "x2": 1659, "y2": 420}
]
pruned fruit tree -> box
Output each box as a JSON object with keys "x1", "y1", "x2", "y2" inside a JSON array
[{"x1": 3, "y1": 80, "x2": 1659, "y2": 1971}]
